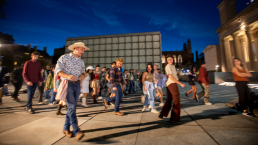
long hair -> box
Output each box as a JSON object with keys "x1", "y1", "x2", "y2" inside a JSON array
[
  {"x1": 146, "y1": 62, "x2": 154, "y2": 74},
  {"x1": 130, "y1": 69, "x2": 133, "y2": 75},
  {"x1": 86, "y1": 69, "x2": 94, "y2": 81},
  {"x1": 233, "y1": 58, "x2": 243, "y2": 67},
  {"x1": 191, "y1": 66, "x2": 196, "y2": 73}
]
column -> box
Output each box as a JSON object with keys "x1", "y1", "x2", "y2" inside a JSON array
[
  {"x1": 232, "y1": 32, "x2": 243, "y2": 60},
  {"x1": 253, "y1": 31, "x2": 258, "y2": 71},
  {"x1": 246, "y1": 26, "x2": 256, "y2": 71},
  {"x1": 223, "y1": 38, "x2": 231, "y2": 72},
  {"x1": 219, "y1": 38, "x2": 226, "y2": 72}
]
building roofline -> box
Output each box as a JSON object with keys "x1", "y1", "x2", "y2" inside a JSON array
[{"x1": 66, "y1": 31, "x2": 161, "y2": 40}]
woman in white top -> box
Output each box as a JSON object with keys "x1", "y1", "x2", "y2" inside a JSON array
[{"x1": 80, "y1": 66, "x2": 94, "y2": 107}]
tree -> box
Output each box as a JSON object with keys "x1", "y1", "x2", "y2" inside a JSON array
[
  {"x1": 0, "y1": 32, "x2": 15, "y2": 44},
  {"x1": 0, "y1": 0, "x2": 6, "y2": 19},
  {"x1": 0, "y1": 49, "x2": 14, "y2": 72}
]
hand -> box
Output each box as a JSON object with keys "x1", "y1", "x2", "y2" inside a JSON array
[
  {"x1": 160, "y1": 75, "x2": 164, "y2": 78},
  {"x1": 113, "y1": 87, "x2": 117, "y2": 91},
  {"x1": 123, "y1": 84, "x2": 125, "y2": 89},
  {"x1": 144, "y1": 86, "x2": 147, "y2": 91},
  {"x1": 3, "y1": 84, "x2": 7, "y2": 88},
  {"x1": 27, "y1": 82, "x2": 33, "y2": 86},
  {"x1": 180, "y1": 83, "x2": 185, "y2": 88},
  {"x1": 79, "y1": 75, "x2": 84, "y2": 80},
  {"x1": 192, "y1": 79, "x2": 194, "y2": 81},
  {"x1": 53, "y1": 88, "x2": 57, "y2": 92},
  {"x1": 45, "y1": 88, "x2": 48, "y2": 90},
  {"x1": 39, "y1": 82, "x2": 42, "y2": 86},
  {"x1": 207, "y1": 85, "x2": 210, "y2": 88},
  {"x1": 68, "y1": 75, "x2": 77, "y2": 81},
  {"x1": 154, "y1": 81, "x2": 158, "y2": 83}
]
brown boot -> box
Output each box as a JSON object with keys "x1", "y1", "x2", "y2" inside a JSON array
[
  {"x1": 56, "y1": 104, "x2": 65, "y2": 115},
  {"x1": 63, "y1": 129, "x2": 72, "y2": 138},
  {"x1": 64, "y1": 105, "x2": 68, "y2": 111},
  {"x1": 93, "y1": 95, "x2": 97, "y2": 104},
  {"x1": 75, "y1": 131, "x2": 84, "y2": 141},
  {"x1": 103, "y1": 99, "x2": 108, "y2": 109}
]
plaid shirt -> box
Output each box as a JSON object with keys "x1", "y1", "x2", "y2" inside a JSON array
[{"x1": 109, "y1": 66, "x2": 126, "y2": 87}]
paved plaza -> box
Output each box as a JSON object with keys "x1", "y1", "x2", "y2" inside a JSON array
[{"x1": 0, "y1": 82, "x2": 258, "y2": 145}]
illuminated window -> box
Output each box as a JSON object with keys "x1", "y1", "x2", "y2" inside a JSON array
[
  {"x1": 14, "y1": 62, "x2": 17, "y2": 65},
  {"x1": 178, "y1": 55, "x2": 183, "y2": 63},
  {"x1": 173, "y1": 55, "x2": 177, "y2": 63},
  {"x1": 40, "y1": 56, "x2": 43, "y2": 57},
  {"x1": 24, "y1": 53, "x2": 29, "y2": 55}
]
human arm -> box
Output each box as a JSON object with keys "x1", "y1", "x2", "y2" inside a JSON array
[
  {"x1": 53, "y1": 74, "x2": 57, "y2": 92},
  {"x1": 232, "y1": 67, "x2": 246, "y2": 77},
  {"x1": 55, "y1": 56, "x2": 77, "y2": 81},
  {"x1": 38, "y1": 63, "x2": 43, "y2": 85},
  {"x1": 22, "y1": 61, "x2": 33, "y2": 86},
  {"x1": 199, "y1": 68, "x2": 209, "y2": 87},
  {"x1": 166, "y1": 66, "x2": 185, "y2": 88},
  {"x1": 109, "y1": 68, "x2": 115, "y2": 89},
  {"x1": 106, "y1": 74, "x2": 110, "y2": 82},
  {"x1": 142, "y1": 72, "x2": 147, "y2": 91},
  {"x1": 244, "y1": 68, "x2": 252, "y2": 77}
]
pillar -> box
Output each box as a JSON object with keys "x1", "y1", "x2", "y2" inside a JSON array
[
  {"x1": 232, "y1": 32, "x2": 243, "y2": 60},
  {"x1": 253, "y1": 31, "x2": 258, "y2": 71},
  {"x1": 223, "y1": 38, "x2": 232, "y2": 72},
  {"x1": 246, "y1": 26, "x2": 256, "y2": 71}
]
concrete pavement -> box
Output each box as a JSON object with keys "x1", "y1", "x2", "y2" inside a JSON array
[{"x1": 0, "y1": 82, "x2": 258, "y2": 145}]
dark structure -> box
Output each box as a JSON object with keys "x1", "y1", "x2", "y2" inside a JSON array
[{"x1": 52, "y1": 46, "x2": 65, "y2": 64}]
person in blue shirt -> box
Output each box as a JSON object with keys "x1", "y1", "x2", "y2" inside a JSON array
[{"x1": 155, "y1": 69, "x2": 167, "y2": 107}]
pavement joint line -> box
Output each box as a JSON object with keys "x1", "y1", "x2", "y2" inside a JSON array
[
  {"x1": 134, "y1": 110, "x2": 143, "y2": 145},
  {"x1": 183, "y1": 108, "x2": 220, "y2": 145}
]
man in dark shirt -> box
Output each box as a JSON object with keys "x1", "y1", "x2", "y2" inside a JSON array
[
  {"x1": 11, "y1": 64, "x2": 24, "y2": 101},
  {"x1": 0, "y1": 58, "x2": 10, "y2": 105},
  {"x1": 103, "y1": 58, "x2": 126, "y2": 116},
  {"x1": 22, "y1": 51, "x2": 43, "y2": 114}
]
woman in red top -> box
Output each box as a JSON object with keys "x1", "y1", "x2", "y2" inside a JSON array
[
  {"x1": 91, "y1": 64, "x2": 101, "y2": 103},
  {"x1": 232, "y1": 58, "x2": 254, "y2": 117}
]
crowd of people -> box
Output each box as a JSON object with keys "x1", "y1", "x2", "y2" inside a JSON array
[{"x1": 0, "y1": 41, "x2": 256, "y2": 141}]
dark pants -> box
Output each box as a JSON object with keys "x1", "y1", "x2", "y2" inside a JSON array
[
  {"x1": 160, "y1": 83, "x2": 181, "y2": 121},
  {"x1": 26, "y1": 83, "x2": 38, "y2": 109},
  {"x1": 129, "y1": 80, "x2": 135, "y2": 93},
  {"x1": 235, "y1": 81, "x2": 254, "y2": 113},
  {"x1": 38, "y1": 82, "x2": 45, "y2": 102},
  {"x1": 105, "y1": 84, "x2": 123, "y2": 112},
  {"x1": 12, "y1": 82, "x2": 23, "y2": 99}
]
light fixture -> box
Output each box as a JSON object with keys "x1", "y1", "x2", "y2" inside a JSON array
[
  {"x1": 0, "y1": 44, "x2": 1, "y2": 47},
  {"x1": 216, "y1": 65, "x2": 219, "y2": 68},
  {"x1": 241, "y1": 25, "x2": 246, "y2": 31},
  {"x1": 238, "y1": 19, "x2": 241, "y2": 23}
]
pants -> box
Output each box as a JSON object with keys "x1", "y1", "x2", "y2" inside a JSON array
[
  {"x1": 143, "y1": 84, "x2": 155, "y2": 109},
  {"x1": 49, "y1": 89, "x2": 56, "y2": 103},
  {"x1": 139, "y1": 81, "x2": 143, "y2": 90},
  {"x1": 3, "y1": 86, "x2": 8, "y2": 95},
  {"x1": 45, "y1": 90, "x2": 51, "y2": 100},
  {"x1": 235, "y1": 81, "x2": 254, "y2": 113},
  {"x1": 12, "y1": 82, "x2": 23, "y2": 99},
  {"x1": 197, "y1": 83, "x2": 210, "y2": 103},
  {"x1": 105, "y1": 84, "x2": 123, "y2": 112},
  {"x1": 64, "y1": 81, "x2": 81, "y2": 136},
  {"x1": 153, "y1": 83, "x2": 157, "y2": 99},
  {"x1": 0, "y1": 87, "x2": 3, "y2": 103},
  {"x1": 38, "y1": 83, "x2": 45, "y2": 102},
  {"x1": 129, "y1": 80, "x2": 135, "y2": 93},
  {"x1": 134, "y1": 81, "x2": 138, "y2": 91},
  {"x1": 160, "y1": 83, "x2": 181, "y2": 121},
  {"x1": 26, "y1": 83, "x2": 38, "y2": 109}
]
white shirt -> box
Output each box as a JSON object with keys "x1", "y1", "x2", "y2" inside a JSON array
[{"x1": 165, "y1": 64, "x2": 178, "y2": 86}]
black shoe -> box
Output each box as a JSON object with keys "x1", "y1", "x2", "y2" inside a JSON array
[
  {"x1": 185, "y1": 93, "x2": 189, "y2": 98},
  {"x1": 158, "y1": 114, "x2": 163, "y2": 120},
  {"x1": 169, "y1": 120, "x2": 181, "y2": 123},
  {"x1": 27, "y1": 109, "x2": 35, "y2": 114}
]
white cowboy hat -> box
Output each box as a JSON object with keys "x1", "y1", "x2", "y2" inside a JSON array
[
  {"x1": 68, "y1": 42, "x2": 90, "y2": 51},
  {"x1": 86, "y1": 66, "x2": 95, "y2": 71}
]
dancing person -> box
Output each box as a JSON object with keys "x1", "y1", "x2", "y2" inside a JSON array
[
  {"x1": 106, "y1": 62, "x2": 116, "y2": 97},
  {"x1": 91, "y1": 64, "x2": 101, "y2": 103},
  {"x1": 195, "y1": 62, "x2": 212, "y2": 105},
  {"x1": 142, "y1": 63, "x2": 159, "y2": 114},
  {"x1": 55, "y1": 42, "x2": 89, "y2": 140},
  {"x1": 103, "y1": 58, "x2": 126, "y2": 116},
  {"x1": 156, "y1": 69, "x2": 167, "y2": 107},
  {"x1": 124, "y1": 69, "x2": 129, "y2": 95},
  {"x1": 80, "y1": 66, "x2": 94, "y2": 107},
  {"x1": 232, "y1": 58, "x2": 255, "y2": 117},
  {"x1": 159, "y1": 56, "x2": 185, "y2": 123},
  {"x1": 22, "y1": 51, "x2": 43, "y2": 114},
  {"x1": 128, "y1": 69, "x2": 135, "y2": 94},
  {"x1": 11, "y1": 64, "x2": 24, "y2": 101},
  {"x1": 0, "y1": 58, "x2": 9, "y2": 105},
  {"x1": 53, "y1": 73, "x2": 67, "y2": 115},
  {"x1": 43, "y1": 65, "x2": 51, "y2": 102},
  {"x1": 45, "y1": 66, "x2": 56, "y2": 105},
  {"x1": 185, "y1": 67, "x2": 197, "y2": 99}
]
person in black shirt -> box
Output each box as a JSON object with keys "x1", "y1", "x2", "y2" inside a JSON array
[
  {"x1": 0, "y1": 58, "x2": 10, "y2": 105},
  {"x1": 11, "y1": 64, "x2": 24, "y2": 101},
  {"x1": 185, "y1": 67, "x2": 197, "y2": 99}
]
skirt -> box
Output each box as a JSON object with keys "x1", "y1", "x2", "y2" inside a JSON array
[
  {"x1": 189, "y1": 80, "x2": 196, "y2": 86},
  {"x1": 91, "y1": 80, "x2": 100, "y2": 88},
  {"x1": 81, "y1": 80, "x2": 89, "y2": 93}
]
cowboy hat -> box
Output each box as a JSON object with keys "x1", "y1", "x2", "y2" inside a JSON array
[
  {"x1": 86, "y1": 66, "x2": 95, "y2": 71},
  {"x1": 68, "y1": 42, "x2": 90, "y2": 51}
]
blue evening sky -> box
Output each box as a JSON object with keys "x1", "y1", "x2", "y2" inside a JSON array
[{"x1": 0, "y1": 0, "x2": 251, "y2": 60}]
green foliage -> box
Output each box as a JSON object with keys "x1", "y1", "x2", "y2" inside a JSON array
[
  {"x1": 38, "y1": 59, "x2": 47, "y2": 69},
  {"x1": 0, "y1": 0, "x2": 6, "y2": 19},
  {"x1": 0, "y1": 48, "x2": 14, "y2": 72}
]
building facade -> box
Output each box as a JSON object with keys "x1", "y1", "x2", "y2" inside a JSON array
[
  {"x1": 217, "y1": 0, "x2": 258, "y2": 72},
  {"x1": 203, "y1": 45, "x2": 220, "y2": 71},
  {"x1": 66, "y1": 32, "x2": 162, "y2": 71}
]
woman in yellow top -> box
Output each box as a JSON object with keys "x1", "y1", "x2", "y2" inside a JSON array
[{"x1": 45, "y1": 67, "x2": 56, "y2": 105}]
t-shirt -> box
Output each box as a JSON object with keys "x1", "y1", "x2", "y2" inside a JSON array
[{"x1": 165, "y1": 64, "x2": 178, "y2": 86}]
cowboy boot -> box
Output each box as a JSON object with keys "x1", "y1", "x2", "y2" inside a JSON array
[
  {"x1": 56, "y1": 104, "x2": 65, "y2": 115},
  {"x1": 64, "y1": 105, "x2": 68, "y2": 111},
  {"x1": 93, "y1": 95, "x2": 97, "y2": 104},
  {"x1": 82, "y1": 98, "x2": 89, "y2": 107}
]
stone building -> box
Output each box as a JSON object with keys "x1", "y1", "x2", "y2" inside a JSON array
[
  {"x1": 162, "y1": 39, "x2": 194, "y2": 69},
  {"x1": 66, "y1": 32, "x2": 162, "y2": 71},
  {"x1": 217, "y1": 0, "x2": 258, "y2": 72},
  {"x1": 203, "y1": 45, "x2": 220, "y2": 71}
]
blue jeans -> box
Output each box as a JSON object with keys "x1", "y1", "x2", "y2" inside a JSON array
[
  {"x1": 105, "y1": 84, "x2": 123, "y2": 112},
  {"x1": 27, "y1": 83, "x2": 38, "y2": 109},
  {"x1": 56, "y1": 80, "x2": 60, "y2": 89},
  {"x1": 3, "y1": 86, "x2": 8, "y2": 95},
  {"x1": 129, "y1": 80, "x2": 135, "y2": 93},
  {"x1": 49, "y1": 89, "x2": 56, "y2": 103},
  {"x1": 153, "y1": 83, "x2": 157, "y2": 98},
  {"x1": 144, "y1": 84, "x2": 155, "y2": 109},
  {"x1": 63, "y1": 81, "x2": 81, "y2": 136},
  {"x1": 45, "y1": 90, "x2": 50, "y2": 100}
]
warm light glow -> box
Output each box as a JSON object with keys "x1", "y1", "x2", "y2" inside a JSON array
[
  {"x1": 40, "y1": 55, "x2": 43, "y2": 57},
  {"x1": 241, "y1": 25, "x2": 246, "y2": 31},
  {"x1": 24, "y1": 53, "x2": 29, "y2": 55},
  {"x1": 14, "y1": 62, "x2": 17, "y2": 65},
  {"x1": 0, "y1": 44, "x2": 1, "y2": 47},
  {"x1": 216, "y1": 65, "x2": 219, "y2": 68}
]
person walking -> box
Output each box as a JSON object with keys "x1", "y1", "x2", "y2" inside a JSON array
[
  {"x1": 53, "y1": 73, "x2": 67, "y2": 115},
  {"x1": 159, "y1": 56, "x2": 185, "y2": 123},
  {"x1": 156, "y1": 69, "x2": 167, "y2": 107},
  {"x1": 141, "y1": 63, "x2": 159, "y2": 114},
  {"x1": 11, "y1": 64, "x2": 24, "y2": 101},
  {"x1": 232, "y1": 58, "x2": 255, "y2": 117},
  {"x1": 98, "y1": 67, "x2": 106, "y2": 99},
  {"x1": 128, "y1": 69, "x2": 135, "y2": 94},
  {"x1": 195, "y1": 62, "x2": 212, "y2": 105},
  {"x1": 185, "y1": 67, "x2": 197, "y2": 99},
  {"x1": 80, "y1": 66, "x2": 94, "y2": 107},
  {"x1": 22, "y1": 51, "x2": 43, "y2": 113},
  {"x1": 55, "y1": 42, "x2": 88, "y2": 140},
  {"x1": 45, "y1": 66, "x2": 56, "y2": 105},
  {"x1": 43, "y1": 65, "x2": 51, "y2": 102},
  {"x1": 103, "y1": 58, "x2": 126, "y2": 116},
  {"x1": 36, "y1": 69, "x2": 46, "y2": 104},
  {"x1": 0, "y1": 58, "x2": 9, "y2": 105},
  {"x1": 91, "y1": 65, "x2": 101, "y2": 103}
]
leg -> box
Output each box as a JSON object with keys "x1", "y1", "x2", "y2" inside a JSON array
[
  {"x1": 160, "y1": 87, "x2": 172, "y2": 117},
  {"x1": 50, "y1": 89, "x2": 56, "y2": 104},
  {"x1": 38, "y1": 84, "x2": 44, "y2": 102},
  {"x1": 196, "y1": 83, "x2": 205, "y2": 99},
  {"x1": 192, "y1": 85, "x2": 197, "y2": 99},
  {"x1": 26, "y1": 83, "x2": 38, "y2": 109},
  {"x1": 235, "y1": 82, "x2": 246, "y2": 111},
  {"x1": 12, "y1": 83, "x2": 19, "y2": 99},
  {"x1": 114, "y1": 84, "x2": 123, "y2": 112},
  {"x1": 143, "y1": 94, "x2": 149, "y2": 108},
  {"x1": 187, "y1": 86, "x2": 195, "y2": 95},
  {"x1": 0, "y1": 88, "x2": 3, "y2": 104},
  {"x1": 148, "y1": 86, "x2": 155, "y2": 109},
  {"x1": 203, "y1": 84, "x2": 210, "y2": 103},
  {"x1": 169, "y1": 84, "x2": 181, "y2": 121}
]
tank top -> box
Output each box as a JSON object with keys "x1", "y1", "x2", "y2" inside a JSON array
[
  {"x1": 93, "y1": 72, "x2": 100, "y2": 80},
  {"x1": 233, "y1": 67, "x2": 249, "y2": 82},
  {"x1": 144, "y1": 72, "x2": 153, "y2": 82}
]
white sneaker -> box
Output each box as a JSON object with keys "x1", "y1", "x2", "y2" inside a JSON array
[
  {"x1": 204, "y1": 102, "x2": 212, "y2": 105},
  {"x1": 48, "y1": 103, "x2": 53, "y2": 106},
  {"x1": 151, "y1": 108, "x2": 159, "y2": 114},
  {"x1": 98, "y1": 96, "x2": 103, "y2": 99},
  {"x1": 110, "y1": 102, "x2": 115, "y2": 106},
  {"x1": 38, "y1": 102, "x2": 43, "y2": 104},
  {"x1": 44, "y1": 99, "x2": 49, "y2": 102},
  {"x1": 159, "y1": 103, "x2": 164, "y2": 107},
  {"x1": 148, "y1": 105, "x2": 152, "y2": 109},
  {"x1": 142, "y1": 108, "x2": 150, "y2": 112}
]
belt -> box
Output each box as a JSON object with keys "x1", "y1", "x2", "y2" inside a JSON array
[
  {"x1": 68, "y1": 80, "x2": 80, "y2": 83},
  {"x1": 115, "y1": 82, "x2": 120, "y2": 84}
]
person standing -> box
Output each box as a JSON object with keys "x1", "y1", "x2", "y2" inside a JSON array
[
  {"x1": 55, "y1": 42, "x2": 88, "y2": 140},
  {"x1": 133, "y1": 70, "x2": 138, "y2": 91},
  {"x1": 22, "y1": 51, "x2": 43, "y2": 113},
  {"x1": 45, "y1": 66, "x2": 56, "y2": 105},
  {"x1": 106, "y1": 62, "x2": 116, "y2": 98},
  {"x1": 124, "y1": 69, "x2": 129, "y2": 95},
  {"x1": 80, "y1": 66, "x2": 94, "y2": 107},
  {"x1": 185, "y1": 67, "x2": 197, "y2": 99},
  {"x1": 91, "y1": 65, "x2": 101, "y2": 103},
  {"x1": 232, "y1": 58, "x2": 255, "y2": 117},
  {"x1": 153, "y1": 63, "x2": 159, "y2": 101},
  {"x1": 99, "y1": 67, "x2": 106, "y2": 99},
  {"x1": 159, "y1": 56, "x2": 185, "y2": 123},
  {"x1": 103, "y1": 58, "x2": 126, "y2": 116},
  {"x1": 11, "y1": 64, "x2": 24, "y2": 101},
  {"x1": 195, "y1": 62, "x2": 212, "y2": 105},
  {"x1": 37, "y1": 69, "x2": 45, "y2": 104},
  {"x1": 128, "y1": 69, "x2": 135, "y2": 94},
  {"x1": 156, "y1": 69, "x2": 167, "y2": 107},
  {"x1": 43, "y1": 65, "x2": 51, "y2": 101},
  {"x1": 0, "y1": 58, "x2": 9, "y2": 105}
]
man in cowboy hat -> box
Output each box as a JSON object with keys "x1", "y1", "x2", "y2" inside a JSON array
[{"x1": 55, "y1": 42, "x2": 89, "y2": 141}]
